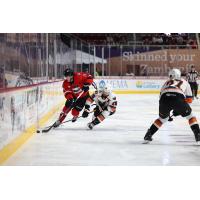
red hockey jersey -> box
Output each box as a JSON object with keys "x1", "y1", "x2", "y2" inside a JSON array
[{"x1": 62, "y1": 72, "x2": 93, "y2": 99}]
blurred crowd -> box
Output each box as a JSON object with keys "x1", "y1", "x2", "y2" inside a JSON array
[
  {"x1": 142, "y1": 33, "x2": 197, "y2": 48},
  {"x1": 73, "y1": 33, "x2": 129, "y2": 45}
]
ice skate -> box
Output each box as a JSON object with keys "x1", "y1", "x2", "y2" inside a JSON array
[
  {"x1": 72, "y1": 116, "x2": 78, "y2": 122},
  {"x1": 143, "y1": 129, "x2": 153, "y2": 144},
  {"x1": 87, "y1": 122, "x2": 94, "y2": 130},
  {"x1": 196, "y1": 141, "x2": 200, "y2": 146}
]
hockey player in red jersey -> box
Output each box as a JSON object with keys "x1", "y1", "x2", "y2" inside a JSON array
[
  {"x1": 144, "y1": 68, "x2": 200, "y2": 144},
  {"x1": 53, "y1": 68, "x2": 93, "y2": 128}
]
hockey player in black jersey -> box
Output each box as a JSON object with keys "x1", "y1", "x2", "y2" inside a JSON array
[{"x1": 144, "y1": 68, "x2": 200, "y2": 145}]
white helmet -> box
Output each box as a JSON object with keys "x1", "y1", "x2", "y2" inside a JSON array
[
  {"x1": 98, "y1": 83, "x2": 112, "y2": 96},
  {"x1": 168, "y1": 68, "x2": 181, "y2": 80}
]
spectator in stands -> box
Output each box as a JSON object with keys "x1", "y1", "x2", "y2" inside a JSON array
[
  {"x1": 177, "y1": 35, "x2": 184, "y2": 45},
  {"x1": 126, "y1": 72, "x2": 135, "y2": 76},
  {"x1": 15, "y1": 72, "x2": 33, "y2": 87},
  {"x1": 142, "y1": 33, "x2": 197, "y2": 49}
]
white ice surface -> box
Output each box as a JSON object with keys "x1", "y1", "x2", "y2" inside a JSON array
[{"x1": 3, "y1": 94, "x2": 200, "y2": 166}]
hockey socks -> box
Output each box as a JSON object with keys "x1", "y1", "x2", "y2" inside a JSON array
[
  {"x1": 144, "y1": 124, "x2": 158, "y2": 141},
  {"x1": 187, "y1": 115, "x2": 200, "y2": 142},
  {"x1": 144, "y1": 118, "x2": 165, "y2": 142},
  {"x1": 190, "y1": 124, "x2": 200, "y2": 142}
]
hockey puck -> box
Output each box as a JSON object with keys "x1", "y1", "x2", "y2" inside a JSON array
[{"x1": 36, "y1": 130, "x2": 41, "y2": 133}]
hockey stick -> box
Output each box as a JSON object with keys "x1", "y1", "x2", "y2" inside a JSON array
[
  {"x1": 38, "y1": 95, "x2": 97, "y2": 133},
  {"x1": 39, "y1": 110, "x2": 95, "y2": 133},
  {"x1": 92, "y1": 82, "x2": 98, "y2": 90},
  {"x1": 38, "y1": 91, "x2": 85, "y2": 133},
  {"x1": 61, "y1": 110, "x2": 95, "y2": 125},
  {"x1": 38, "y1": 117, "x2": 75, "y2": 133}
]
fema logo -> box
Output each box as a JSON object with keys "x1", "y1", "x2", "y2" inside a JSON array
[{"x1": 99, "y1": 80, "x2": 106, "y2": 88}]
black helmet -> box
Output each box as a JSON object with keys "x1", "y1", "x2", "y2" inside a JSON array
[{"x1": 64, "y1": 68, "x2": 74, "y2": 77}]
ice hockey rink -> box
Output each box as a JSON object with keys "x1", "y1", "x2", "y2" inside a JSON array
[{"x1": 3, "y1": 94, "x2": 200, "y2": 166}]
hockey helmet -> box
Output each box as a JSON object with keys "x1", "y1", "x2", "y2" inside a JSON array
[
  {"x1": 98, "y1": 83, "x2": 112, "y2": 96},
  {"x1": 168, "y1": 68, "x2": 181, "y2": 80},
  {"x1": 63, "y1": 67, "x2": 74, "y2": 77}
]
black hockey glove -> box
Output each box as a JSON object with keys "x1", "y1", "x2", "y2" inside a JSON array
[
  {"x1": 82, "y1": 110, "x2": 89, "y2": 118},
  {"x1": 65, "y1": 98, "x2": 74, "y2": 108},
  {"x1": 82, "y1": 84, "x2": 89, "y2": 92},
  {"x1": 82, "y1": 105, "x2": 90, "y2": 118}
]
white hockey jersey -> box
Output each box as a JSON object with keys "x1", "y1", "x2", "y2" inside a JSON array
[
  {"x1": 86, "y1": 91, "x2": 117, "y2": 113},
  {"x1": 160, "y1": 78, "x2": 193, "y2": 102}
]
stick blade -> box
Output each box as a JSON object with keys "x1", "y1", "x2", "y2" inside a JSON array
[{"x1": 42, "y1": 126, "x2": 53, "y2": 133}]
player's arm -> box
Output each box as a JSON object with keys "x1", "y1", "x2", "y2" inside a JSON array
[
  {"x1": 86, "y1": 93, "x2": 95, "y2": 106},
  {"x1": 63, "y1": 89, "x2": 73, "y2": 99},
  {"x1": 62, "y1": 82, "x2": 74, "y2": 108},
  {"x1": 82, "y1": 73, "x2": 94, "y2": 92},
  {"x1": 159, "y1": 81, "x2": 168, "y2": 96},
  {"x1": 107, "y1": 96, "x2": 117, "y2": 114},
  {"x1": 63, "y1": 81, "x2": 73, "y2": 100},
  {"x1": 185, "y1": 82, "x2": 193, "y2": 103},
  {"x1": 82, "y1": 93, "x2": 95, "y2": 118}
]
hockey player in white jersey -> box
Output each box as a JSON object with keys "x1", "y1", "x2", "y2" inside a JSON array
[
  {"x1": 82, "y1": 84, "x2": 117, "y2": 129},
  {"x1": 144, "y1": 68, "x2": 200, "y2": 144}
]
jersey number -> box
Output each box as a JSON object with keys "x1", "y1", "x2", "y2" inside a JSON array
[{"x1": 166, "y1": 80, "x2": 183, "y2": 88}]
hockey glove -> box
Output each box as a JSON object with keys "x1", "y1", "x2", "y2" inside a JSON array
[
  {"x1": 82, "y1": 84, "x2": 90, "y2": 92},
  {"x1": 82, "y1": 110, "x2": 89, "y2": 118},
  {"x1": 81, "y1": 104, "x2": 90, "y2": 118},
  {"x1": 65, "y1": 98, "x2": 74, "y2": 108}
]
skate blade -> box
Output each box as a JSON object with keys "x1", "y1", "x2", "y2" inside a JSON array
[
  {"x1": 142, "y1": 140, "x2": 151, "y2": 144},
  {"x1": 196, "y1": 141, "x2": 200, "y2": 146}
]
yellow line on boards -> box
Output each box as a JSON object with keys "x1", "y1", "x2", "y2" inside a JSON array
[
  {"x1": 113, "y1": 90, "x2": 160, "y2": 94},
  {"x1": 0, "y1": 101, "x2": 64, "y2": 165}
]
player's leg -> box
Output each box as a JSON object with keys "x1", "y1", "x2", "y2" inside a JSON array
[
  {"x1": 53, "y1": 99, "x2": 73, "y2": 127},
  {"x1": 82, "y1": 96, "x2": 94, "y2": 118},
  {"x1": 176, "y1": 100, "x2": 200, "y2": 142},
  {"x1": 87, "y1": 107, "x2": 113, "y2": 129},
  {"x1": 144, "y1": 95, "x2": 171, "y2": 143},
  {"x1": 186, "y1": 114, "x2": 200, "y2": 142},
  {"x1": 71, "y1": 95, "x2": 89, "y2": 122}
]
